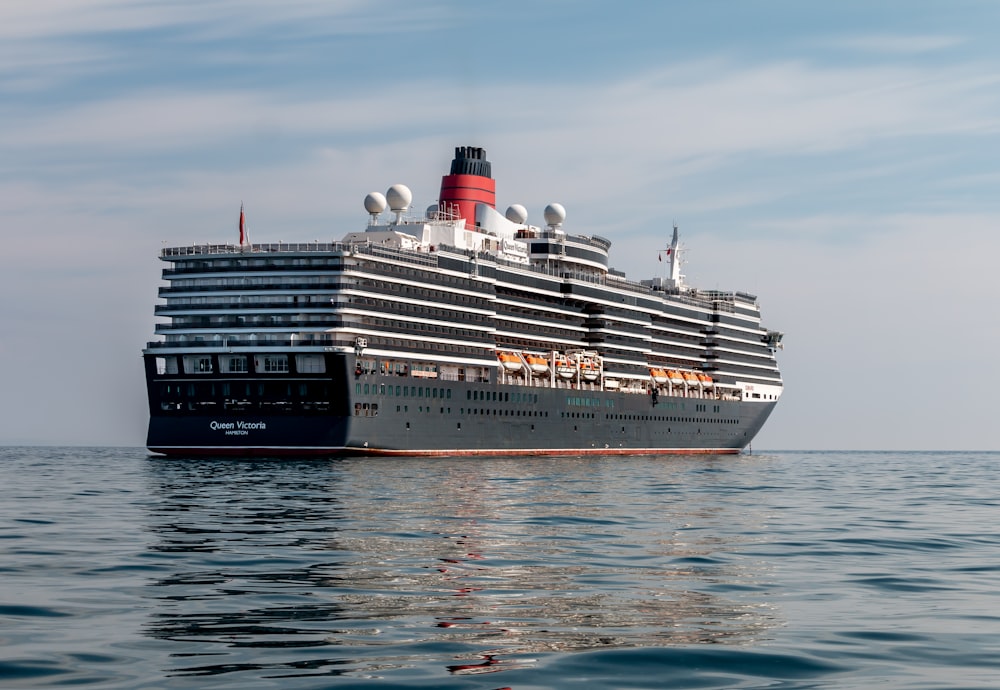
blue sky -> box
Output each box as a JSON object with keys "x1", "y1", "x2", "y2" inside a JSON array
[{"x1": 1, "y1": 0, "x2": 998, "y2": 449}]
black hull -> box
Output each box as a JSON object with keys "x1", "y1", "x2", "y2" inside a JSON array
[{"x1": 145, "y1": 362, "x2": 776, "y2": 457}]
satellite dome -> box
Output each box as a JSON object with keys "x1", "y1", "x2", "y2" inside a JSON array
[
  {"x1": 386, "y1": 184, "x2": 412, "y2": 213},
  {"x1": 505, "y1": 204, "x2": 528, "y2": 224},
  {"x1": 543, "y1": 203, "x2": 566, "y2": 227},
  {"x1": 364, "y1": 192, "x2": 387, "y2": 215},
  {"x1": 426, "y1": 204, "x2": 439, "y2": 219}
]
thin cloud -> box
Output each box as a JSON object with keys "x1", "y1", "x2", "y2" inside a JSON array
[
  {"x1": 827, "y1": 33, "x2": 966, "y2": 55},
  {"x1": 6, "y1": 59, "x2": 999, "y2": 165}
]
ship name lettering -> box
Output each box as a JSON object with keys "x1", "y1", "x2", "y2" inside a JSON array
[
  {"x1": 237, "y1": 421, "x2": 266, "y2": 430},
  {"x1": 210, "y1": 420, "x2": 267, "y2": 431}
]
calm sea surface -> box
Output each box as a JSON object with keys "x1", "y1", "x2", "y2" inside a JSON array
[{"x1": 1, "y1": 448, "x2": 999, "y2": 689}]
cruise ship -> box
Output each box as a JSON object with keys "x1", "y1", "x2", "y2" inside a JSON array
[{"x1": 143, "y1": 146, "x2": 783, "y2": 456}]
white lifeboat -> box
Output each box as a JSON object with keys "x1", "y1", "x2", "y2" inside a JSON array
[
  {"x1": 604, "y1": 378, "x2": 620, "y2": 390},
  {"x1": 497, "y1": 351, "x2": 522, "y2": 372},
  {"x1": 580, "y1": 358, "x2": 599, "y2": 382},
  {"x1": 524, "y1": 353, "x2": 549, "y2": 375},
  {"x1": 555, "y1": 357, "x2": 576, "y2": 379}
]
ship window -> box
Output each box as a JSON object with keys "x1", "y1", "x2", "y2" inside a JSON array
[
  {"x1": 395, "y1": 385, "x2": 401, "y2": 396},
  {"x1": 258, "y1": 355, "x2": 289, "y2": 373},
  {"x1": 223, "y1": 356, "x2": 247, "y2": 373},
  {"x1": 295, "y1": 354, "x2": 326, "y2": 373},
  {"x1": 364, "y1": 384, "x2": 369, "y2": 394}
]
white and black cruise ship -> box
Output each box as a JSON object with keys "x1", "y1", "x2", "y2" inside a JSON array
[{"x1": 143, "y1": 146, "x2": 783, "y2": 456}]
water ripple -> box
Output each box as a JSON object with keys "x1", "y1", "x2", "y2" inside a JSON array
[{"x1": 2, "y1": 449, "x2": 1000, "y2": 688}]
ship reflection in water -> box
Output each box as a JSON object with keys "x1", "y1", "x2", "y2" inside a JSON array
[{"x1": 142, "y1": 455, "x2": 779, "y2": 681}]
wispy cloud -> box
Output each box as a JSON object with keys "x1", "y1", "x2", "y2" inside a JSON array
[{"x1": 826, "y1": 33, "x2": 966, "y2": 55}]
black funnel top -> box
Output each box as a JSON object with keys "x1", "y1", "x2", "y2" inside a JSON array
[{"x1": 449, "y1": 146, "x2": 492, "y2": 178}]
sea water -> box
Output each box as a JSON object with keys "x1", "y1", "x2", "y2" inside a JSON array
[{"x1": 1, "y1": 448, "x2": 998, "y2": 689}]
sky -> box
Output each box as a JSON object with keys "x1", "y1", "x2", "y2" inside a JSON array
[{"x1": 1, "y1": 0, "x2": 998, "y2": 450}]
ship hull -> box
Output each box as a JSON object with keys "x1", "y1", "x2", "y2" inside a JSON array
[{"x1": 145, "y1": 360, "x2": 776, "y2": 457}]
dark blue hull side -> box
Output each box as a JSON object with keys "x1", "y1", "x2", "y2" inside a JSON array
[{"x1": 146, "y1": 369, "x2": 776, "y2": 457}]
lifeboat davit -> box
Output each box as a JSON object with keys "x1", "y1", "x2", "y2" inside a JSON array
[
  {"x1": 650, "y1": 368, "x2": 668, "y2": 384},
  {"x1": 524, "y1": 353, "x2": 549, "y2": 375},
  {"x1": 667, "y1": 370, "x2": 684, "y2": 385},
  {"x1": 497, "y1": 351, "x2": 522, "y2": 372}
]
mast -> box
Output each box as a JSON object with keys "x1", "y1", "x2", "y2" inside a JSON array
[{"x1": 663, "y1": 223, "x2": 683, "y2": 289}]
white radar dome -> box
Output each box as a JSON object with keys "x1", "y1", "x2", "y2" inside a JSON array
[
  {"x1": 505, "y1": 204, "x2": 528, "y2": 224},
  {"x1": 543, "y1": 203, "x2": 566, "y2": 227},
  {"x1": 364, "y1": 192, "x2": 387, "y2": 215},
  {"x1": 386, "y1": 184, "x2": 412, "y2": 212}
]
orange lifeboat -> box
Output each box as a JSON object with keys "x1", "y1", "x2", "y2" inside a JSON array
[
  {"x1": 524, "y1": 353, "x2": 550, "y2": 375},
  {"x1": 580, "y1": 358, "x2": 599, "y2": 381},
  {"x1": 555, "y1": 357, "x2": 576, "y2": 379},
  {"x1": 698, "y1": 373, "x2": 714, "y2": 388},
  {"x1": 682, "y1": 372, "x2": 700, "y2": 385},
  {"x1": 667, "y1": 370, "x2": 684, "y2": 385},
  {"x1": 650, "y1": 368, "x2": 668, "y2": 384},
  {"x1": 497, "y1": 351, "x2": 522, "y2": 372}
]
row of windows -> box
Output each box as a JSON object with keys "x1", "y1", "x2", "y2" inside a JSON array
[
  {"x1": 360, "y1": 279, "x2": 487, "y2": 306},
  {"x1": 171, "y1": 276, "x2": 340, "y2": 288},
  {"x1": 357, "y1": 316, "x2": 489, "y2": 342},
  {"x1": 169, "y1": 315, "x2": 340, "y2": 327},
  {"x1": 371, "y1": 261, "x2": 485, "y2": 290},
  {"x1": 357, "y1": 334, "x2": 492, "y2": 358},
  {"x1": 176, "y1": 257, "x2": 343, "y2": 271},
  {"x1": 351, "y1": 283, "x2": 489, "y2": 310},
  {"x1": 345, "y1": 297, "x2": 489, "y2": 324},
  {"x1": 160, "y1": 381, "x2": 331, "y2": 398},
  {"x1": 469, "y1": 389, "x2": 539, "y2": 404},
  {"x1": 357, "y1": 383, "x2": 453, "y2": 399},
  {"x1": 389, "y1": 406, "x2": 550, "y2": 418},
  {"x1": 167, "y1": 294, "x2": 333, "y2": 306},
  {"x1": 169, "y1": 354, "x2": 305, "y2": 375},
  {"x1": 495, "y1": 319, "x2": 584, "y2": 341}
]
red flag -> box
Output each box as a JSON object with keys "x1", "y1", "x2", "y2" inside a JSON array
[{"x1": 239, "y1": 203, "x2": 246, "y2": 245}]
